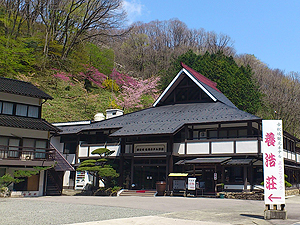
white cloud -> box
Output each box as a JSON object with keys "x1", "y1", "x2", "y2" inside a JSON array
[{"x1": 122, "y1": 0, "x2": 144, "y2": 24}]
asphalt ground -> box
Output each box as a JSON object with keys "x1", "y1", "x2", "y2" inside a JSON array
[{"x1": 0, "y1": 195, "x2": 300, "y2": 225}]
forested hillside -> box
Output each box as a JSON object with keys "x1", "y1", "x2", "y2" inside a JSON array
[{"x1": 1, "y1": 1, "x2": 300, "y2": 137}]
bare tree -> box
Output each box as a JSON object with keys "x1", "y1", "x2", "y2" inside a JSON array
[
  {"x1": 58, "y1": 0, "x2": 127, "y2": 59},
  {"x1": 112, "y1": 19, "x2": 235, "y2": 78}
]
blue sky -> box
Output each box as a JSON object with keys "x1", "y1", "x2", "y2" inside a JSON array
[{"x1": 122, "y1": 0, "x2": 300, "y2": 74}]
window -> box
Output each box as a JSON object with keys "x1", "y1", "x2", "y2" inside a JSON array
[
  {"x1": 23, "y1": 138, "x2": 48, "y2": 159},
  {"x1": 0, "y1": 101, "x2": 40, "y2": 118},
  {"x1": 64, "y1": 142, "x2": 77, "y2": 154},
  {"x1": 0, "y1": 137, "x2": 8, "y2": 148},
  {"x1": 219, "y1": 130, "x2": 227, "y2": 138},
  {"x1": 28, "y1": 106, "x2": 39, "y2": 118},
  {"x1": 22, "y1": 139, "x2": 35, "y2": 159},
  {"x1": 2, "y1": 102, "x2": 13, "y2": 115},
  {"x1": 208, "y1": 130, "x2": 218, "y2": 139},
  {"x1": 35, "y1": 140, "x2": 47, "y2": 158},
  {"x1": 8, "y1": 138, "x2": 20, "y2": 158},
  {"x1": 228, "y1": 130, "x2": 238, "y2": 138},
  {"x1": 16, "y1": 104, "x2": 28, "y2": 116}
]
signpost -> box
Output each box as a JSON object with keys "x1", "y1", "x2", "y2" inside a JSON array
[{"x1": 262, "y1": 120, "x2": 287, "y2": 219}]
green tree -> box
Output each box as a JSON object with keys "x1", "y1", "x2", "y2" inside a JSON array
[
  {"x1": 163, "y1": 50, "x2": 261, "y2": 114},
  {"x1": 77, "y1": 148, "x2": 119, "y2": 188},
  {"x1": 0, "y1": 166, "x2": 51, "y2": 188}
]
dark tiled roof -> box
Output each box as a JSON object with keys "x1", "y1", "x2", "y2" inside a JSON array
[
  {"x1": 56, "y1": 102, "x2": 261, "y2": 136},
  {"x1": 0, "y1": 77, "x2": 53, "y2": 99},
  {"x1": 224, "y1": 158, "x2": 254, "y2": 165},
  {"x1": 200, "y1": 81, "x2": 237, "y2": 108},
  {"x1": 0, "y1": 115, "x2": 60, "y2": 132}
]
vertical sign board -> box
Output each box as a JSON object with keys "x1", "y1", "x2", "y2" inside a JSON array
[
  {"x1": 214, "y1": 173, "x2": 217, "y2": 181},
  {"x1": 188, "y1": 178, "x2": 196, "y2": 190},
  {"x1": 262, "y1": 120, "x2": 285, "y2": 205}
]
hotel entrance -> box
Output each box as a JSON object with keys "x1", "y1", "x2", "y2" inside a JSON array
[
  {"x1": 130, "y1": 158, "x2": 167, "y2": 190},
  {"x1": 132, "y1": 165, "x2": 166, "y2": 190}
]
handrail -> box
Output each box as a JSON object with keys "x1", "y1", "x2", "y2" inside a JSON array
[{"x1": 0, "y1": 147, "x2": 54, "y2": 161}]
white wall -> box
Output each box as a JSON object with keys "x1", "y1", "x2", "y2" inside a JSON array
[
  {"x1": 50, "y1": 136, "x2": 64, "y2": 153},
  {"x1": 63, "y1": 170, "x2": 71, "y2": 187},
  {"x1": 187, "y1": 142, "x2": 209, "y2": 154},
  {"x1": 78, "y1": 144, "x2": 120, "y2": 158},
  {"x1": 212, "y1": 142, "x2": 234, "y2": 154},
  {"x1": 236, "y1": 141, "x2": 258, "y2": 153},
  {"x1": 176, "y1": 140, "x2": 259, "y2": 155}
]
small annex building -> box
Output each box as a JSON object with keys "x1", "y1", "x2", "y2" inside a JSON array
[
  {"x1": 52, "y1": 63, "x2": 300, "y2": 193},
  {"x1": 0, "y1": 77, "x2": 74, "y2": 196}
]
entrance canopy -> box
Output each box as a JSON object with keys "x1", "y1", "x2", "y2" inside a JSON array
[
  {"x1": 176, "y1": 157, "x2": 231, "y2": 165},
  {"x1": 223, "y1": 158, "x2": 253, "y2": 166}
]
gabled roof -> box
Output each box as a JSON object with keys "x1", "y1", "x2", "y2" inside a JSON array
[
  {"x1": 181, "y1": 62, "x2": 220, "y2": 93},
  {"x1": 56, "y1": 102, "x2": 261, "y2": 137},
  {"x1": 0, "y1": 115, "x2": 60, "y2": 132},
  {"x1": 153, "y1": 63, "x2": 236, "y2": 108},
  {"x1": 0, "y1": 77, "x2": 53, "y2": 100}
]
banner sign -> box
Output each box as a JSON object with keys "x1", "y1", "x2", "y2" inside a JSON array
[{"x1": 262, "y1": 120, "x2": 285, "y2": 205}]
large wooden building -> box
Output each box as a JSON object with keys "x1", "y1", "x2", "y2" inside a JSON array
[
  {"x1": 52, "y1": 63, "x2": 300, "y2": 193},
  {"x1": 0, "y1": 77, "x2": 73, "y2": 196}
]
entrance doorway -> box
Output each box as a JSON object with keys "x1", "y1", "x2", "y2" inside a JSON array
[{"x1": 133, "y1": 166, "x2": 166, "y2": 190}]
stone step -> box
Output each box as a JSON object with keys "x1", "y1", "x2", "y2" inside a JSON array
[{"x1": 119, "y1": 190, "x2": 157, "y2": 197}]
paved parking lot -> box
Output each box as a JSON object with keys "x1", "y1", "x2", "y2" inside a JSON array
[{"x1": 0, "y1": 195, "x2": 300, "y2": 225}]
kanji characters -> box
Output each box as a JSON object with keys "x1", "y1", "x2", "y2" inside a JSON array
[
  {"x1": 266, "y1": 175, "x2": 277, "y2": 190},
  {"x1": 265, "y1": 132, "x2": 276, "y2": 146},
  {"x1": 265, "y1": 153, "x2": 276, "y2": 167}
]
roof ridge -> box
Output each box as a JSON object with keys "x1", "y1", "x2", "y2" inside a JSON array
[
  {"x1": 180, "y1": 62, "x2": 221, "y2": 93},
  {"x1": 0, "y1": 76, "x2": 32, "y2": 85},
  {"x1": 0, "y1": 76, "x2": 53, "y2": 99}
]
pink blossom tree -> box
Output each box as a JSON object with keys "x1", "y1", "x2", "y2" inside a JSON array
[
  {"x1": 109, "y1": 69, "x2": 137, "y2": 86},
  {"x1": 78, "y1": 65, "x2": 107, "y2": 90},
  {"x1": 115, "y1": 76, "x2": 160, "y2": 111}
]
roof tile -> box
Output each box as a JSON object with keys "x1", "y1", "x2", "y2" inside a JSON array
[{"x1": 0, "y1": 77, "x2": 53, "y2": 99}]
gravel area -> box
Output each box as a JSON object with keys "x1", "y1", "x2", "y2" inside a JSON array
[
  {"x1": 0, "y1": 198, "x2": 161, "y2": 225},
  {"x1": 1, "y1": 195, "x2": 300, "y2": 225}
]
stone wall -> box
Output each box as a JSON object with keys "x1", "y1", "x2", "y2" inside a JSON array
[
  {"x1": 285, "y1": 188, "x2": 300, "y2": 196},
  {"x1": 219, "y1": 188, "x2": 299, "y2": 200},
  {"x1": 220, "y1": 191, "x2": 264, "y2": 200}
]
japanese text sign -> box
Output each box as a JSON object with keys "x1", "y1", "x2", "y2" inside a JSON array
[
  {"x1": 262, "y1": 120, "x2": 285, "y2": 204},
  {"x1": 188, "y1": 178, "x2": 196, "y2": 190}
]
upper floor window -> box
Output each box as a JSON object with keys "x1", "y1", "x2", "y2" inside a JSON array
[
  {"x1": 0, "y1": 101, "x2": 40, "y2": 118},
  {"x1": 2, "y1": 102, "x2": 13, "y2": 115}
]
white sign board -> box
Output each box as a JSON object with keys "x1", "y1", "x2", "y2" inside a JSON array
[
  {"x1": 262, "y1": 120, "x2": 285, "y2": 205},
  {"x1": 188, "y1": 178, "x2": 196, "y2": 190}
]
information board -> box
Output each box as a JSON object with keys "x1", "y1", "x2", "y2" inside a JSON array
[
  {"x1": 262, "y1": 120, "x2": 285, "y2": 205},
  {"x1": 188, "y1": 178, "x2": 196, "y2": 190}
]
